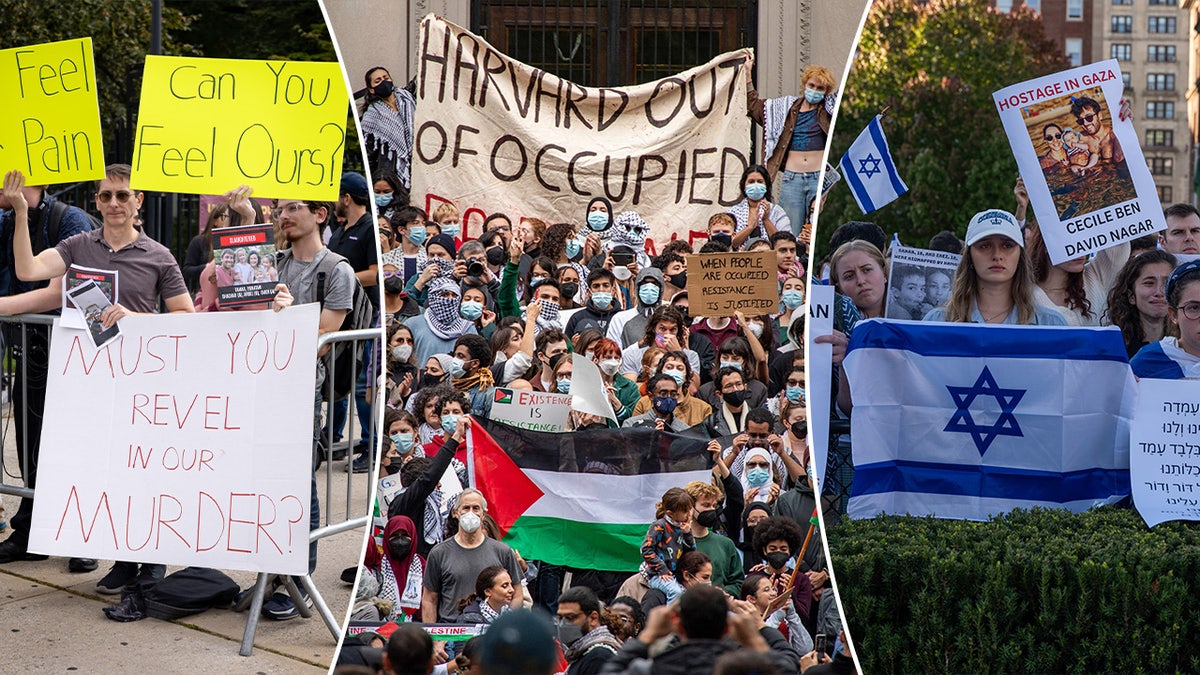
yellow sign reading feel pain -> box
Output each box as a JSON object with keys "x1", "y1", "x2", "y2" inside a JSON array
[
  {"x1": 0, "y1": 37, "x2": 105, "y2": 184},
  {"x1": 133, "y1": 55, "x2": 349, "y2": 200}
]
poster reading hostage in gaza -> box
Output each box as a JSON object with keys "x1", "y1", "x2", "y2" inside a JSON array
[
  {"x1": 28, "y1": 308, "x2": 318, "y2": 575},
  {"x1": 994, "y1": 60, "x2": 1164, "y2": 265},
  {"x1": 132, "y1": 55, "x2": 349, "y2": 200},
  {"x1": 411, "y1": 15, "x2": 753, "y2": 245}
]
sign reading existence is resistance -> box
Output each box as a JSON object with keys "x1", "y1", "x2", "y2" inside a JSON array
[
  {"x1": 28, "y1": 308, "x2": 319, "y2": 575},
  {"x1": 0, "y1": 38, "x2": 105, "y2": 184},
  {"x1": 132, "y1": 55, "x2": 349, "y2": 200}
]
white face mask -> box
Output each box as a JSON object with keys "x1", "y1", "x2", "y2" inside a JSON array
[
  {"x1": 613, "y1": 266, "x2": 632, "y2": 281},
  {"x1": 599, "y1": 359, "x2": 621, "y2": 376},
  {"x1": 392, "y1": 344, "x2": 413, "y2": 361},
  {"x1": 746, "y1": 321, "x2": 764, "y2": 338},
  {"x1": 459, "y1": 512, "x2": 482, "y2": 534}
]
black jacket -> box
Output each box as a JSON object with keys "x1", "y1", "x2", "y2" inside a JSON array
[
  {"x1": 386, "y1": 436, "x2": 460, "y2": 559},
  {"x1": 599, "y1": 626, "x2": 800, "y2": 674}
]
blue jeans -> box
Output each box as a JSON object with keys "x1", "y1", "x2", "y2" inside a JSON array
[
  {"x1": 647, "y1": 574, "x2": 685, "y2": 603},
  {"x1": 779, "y1": 170, "x2": 820, "y2": 235}
]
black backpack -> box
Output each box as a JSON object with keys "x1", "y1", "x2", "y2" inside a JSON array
[
  {"x1": 143, "y1": 567, "x2": 239, "y2": 620},
  {"x1": 40, "y1": 199, "x2": 101, "y2": 253}
]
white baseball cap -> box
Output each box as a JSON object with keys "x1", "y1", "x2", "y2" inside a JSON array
[{"x1": 965, "y1": 209, "x2": 1023, "y2": 247}]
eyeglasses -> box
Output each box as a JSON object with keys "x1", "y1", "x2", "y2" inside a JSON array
[
  {"x1": 1075, "y1": 113, "x2": 1098, "y2": 125},
  {"x1": 653, "y1": 390, "x2": 679, "y2": 398},
  {"x1": 746, "y1": 461, "x2": 770, "y2": 469},
  {"x1": 280, "y1": 202, "x2": 311, "y2": 215},
  {"x1": 1044, "y1": 133, "x2": 1061, "y2": 141},
  {"x1": 1176, "y1": 302, "x2": 1200, "y2": 320},
  {"x1": 96, "y1": 190, "x2": 136, "y2": 203}
]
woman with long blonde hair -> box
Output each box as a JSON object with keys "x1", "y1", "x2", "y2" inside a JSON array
[{"x1": 924, "y1": 210, "x2": 1066, "y2": 326}]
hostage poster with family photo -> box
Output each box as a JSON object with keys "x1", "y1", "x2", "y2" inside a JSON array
[
  {"x1": 212, "y1": 223, "x2": 278, "y2": 308},
  {"x1": 884, "y1": 244, "x2": 961, "y2": 320},
  {"x1": 61, "y1": 265, "x2": 117, "y2": 331},
  {"x1": 994, "y1": 60, "x2": 1165, "y2": 265}
]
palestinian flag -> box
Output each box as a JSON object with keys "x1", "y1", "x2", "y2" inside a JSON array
[{"x1": 469, "y1": 417, "x2": 712, "y2": 572}]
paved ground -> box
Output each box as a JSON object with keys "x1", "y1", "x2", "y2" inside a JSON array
[{"x1": 0, "y1": 412, "x2": 372, "y2": 673}]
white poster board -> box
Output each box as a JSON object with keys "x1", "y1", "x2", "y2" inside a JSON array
[
  {"x1": 490, "y1": 387, "x2": 572, "y2": 432},
  {"x1": 994, "y1": 60, "x2": 1164, "y2": 264},
  {"x1": 1131, "y1": 378, "x2": 1200, "y2": 527},
  {"x1": 884, "y1": 245, "x2": 961, "y2": 321},
  {"x1": 806, "y1": 284, "x2": 834, "y2": 486},
  {"x1": 29, "y1": 307, "x2": 319, "y2": 575}
]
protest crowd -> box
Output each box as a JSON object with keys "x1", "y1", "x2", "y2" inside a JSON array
[{"x1": 337, "y1": 57, "x2": 857, "y2": 675}]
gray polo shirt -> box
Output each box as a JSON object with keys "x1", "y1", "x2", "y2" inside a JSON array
[{"x1": 55, "y1": 228, "x2": 188, "y2": 313}]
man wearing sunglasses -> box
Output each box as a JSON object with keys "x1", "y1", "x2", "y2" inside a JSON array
[
  {"x1": 0, "y1": 170, "x2": 95, "y2": 574},
  {"x1": 1, "y1": 163, "x2": 193, "y2": 592},
  {"x1": 1069, "y1": 96, "x2": 1124, "y2": 175}
]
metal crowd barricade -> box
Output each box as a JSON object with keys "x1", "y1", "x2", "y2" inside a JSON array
[
  {"x1": 0, "y1": 314, "x2": 56, "y2": 504},
  {"x1": 238, "y1": 326, "x2": 381, "y2": 656},
  {"x1": 0, "y1": 313, "x2": 381, "y2": 656}
]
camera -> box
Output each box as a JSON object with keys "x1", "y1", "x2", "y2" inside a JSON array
[{"x1": 467, "y1": 259, "x2": 485, "y2": 277}]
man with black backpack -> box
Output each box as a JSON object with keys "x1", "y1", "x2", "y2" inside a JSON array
[
  {"x1": 269, "y1": 196, "x2": 373, "y2": 620},
  {"x1": 327, "y1": 172, "x2": 379, "y2": 473},
  {"x1": 0, "y1": 173, "x2": 96, "y2": 573}
]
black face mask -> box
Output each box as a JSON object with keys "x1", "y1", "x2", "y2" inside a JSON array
[
  {"x1": 372, "y1": 79, "x2": 395, "y2": 98},
  {"x1": 696, "y1": 507, "x2": 722, "y2": 528},
  {"x1": 667, "y1": 271, "x2": 687, "y2": 288},
  {"x1": 419, "y1": 372, "x2": 444, "y2": 388},
  {"x1": 561, "y1": 282, "x2": 579, "y2": 300},
  {"x1": 765, "y1": 551, "x2": 791, "y2": 570},
  {"x1": 383, "y1": 459, "x2": 402, "y2": 475},
  {"x1": 486, "y1": 246, "x2": 506, "y2": 266},
  {"x1": 384, "y1": 276, "x2": 405, "y2": 295},
  {"x1": 387, "y1": 534, "x2": 412, "y2": 560},
  {"x1": 710, "y1": 232, "x2": 732, "y2": 247},
  {"x1": 723, "y1": 389, "x2": 748, "y2": 407}
]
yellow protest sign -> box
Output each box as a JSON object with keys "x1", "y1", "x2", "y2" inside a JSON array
[
  {"x1": 132, "y1": 56, "x2": 349, "y2": 200},
  {"x1": 0, "y1": 38, "x2": 105, "y2": 184}
]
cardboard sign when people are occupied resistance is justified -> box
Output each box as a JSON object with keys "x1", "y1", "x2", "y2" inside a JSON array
[{"x1": 686, "y1": 251, "x2": 778, "y2": 318}]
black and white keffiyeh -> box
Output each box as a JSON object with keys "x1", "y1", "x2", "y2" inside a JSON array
[
  {"x1": 424, "y1": 278, "x2": 474, "y2": 339},
  {"x1": 362, "y1": 91, "x2": 416, "y2": 188}
]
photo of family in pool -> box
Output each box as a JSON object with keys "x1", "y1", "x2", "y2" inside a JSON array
[{"x1": 1023, "y1": 86, "x2": 1136, "y2": 220}]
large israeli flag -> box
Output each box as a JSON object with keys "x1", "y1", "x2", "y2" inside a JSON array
[
  {"x1": 838, "y1": 115, "x2": 908, "y2": 214},
  {"x1": 843, "y1": 319, "x2": 1136, "y2": 521}
]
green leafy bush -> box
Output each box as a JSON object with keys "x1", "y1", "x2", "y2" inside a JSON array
[{"x1": 828, "y1": 507, "x2": 1200, "y2": 674}]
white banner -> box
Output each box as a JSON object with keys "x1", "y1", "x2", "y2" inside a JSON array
[
  {"x1": 994, "y1": 60, "x2": 1164, "y2": 265},
  {"x1": 806, "y1": 284, "x2": 834, "y2": 486},
  {"x1": 29, "y1": 307, "x2": 319, "y2": 575},
  {"x1": 1131, "y1": 378, "x2": 1200, "y2": 527},
  {"x1": 411, "y1": 15, "x2": 753, "y2": 247}
]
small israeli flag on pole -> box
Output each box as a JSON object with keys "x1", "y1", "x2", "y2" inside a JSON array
[{"x1": 838, "y1": 115, "x2": 908, "y2": 214}]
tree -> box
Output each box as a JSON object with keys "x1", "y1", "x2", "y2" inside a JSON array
[{"x1": 817, "y1": 0, "x2": 1069, "y2": 261}]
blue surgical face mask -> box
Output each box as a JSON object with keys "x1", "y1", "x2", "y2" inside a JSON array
[
  {"x1": 374, "y1": 194, "x2": 392, "y2": 208},
  {"x1": 407, "y1": 227, "x2": 427, "y2": 246},
  {"x1": 565, "y1": 238, "x2": 582, "y2": 259},
  {"x1": 447, "y1": 356, "x2": 466, "y2": 378},
  {"x1": 460, "y1": 301, "x2": 484, "y2": 321},
  {"x1": 591, "y1": 291, "x2": 613, "y2": 310},
  {"x1": 662, "y1": 369, "x2": 685, "y2": 387},
  {"x1": 720, "y1": 360, "x2": 742, "y2": 372},
  {"x1": 745, "y1": 183, "x2": 768, "y2": 201},
  {"x1": 391, "y1": 432, "x2": 415, "y2": 453},
  {"x1": 785, "y1": 386, "x2": 806, "y2": 404},
  {"x1": 530, "y1": 276, "x2": 548, "y2": 288},
  {"x1": 441, "y1": 222, "x2": 461, "y2": 238},
  {"x1": 441, "y1": 414, "x2": 460, "y2": 434},
  {"x1": 747, "y1": 467, "x2": 771, "y2": 487},
  {"x1": 587, "y1": 211, "x2": 609, "y2": 231},
  {"x1": 804, "y1": 87, "x2": 825, "y2": 104},
  {"x1": 638, "y1": 284, "x2": 661, "y2": 305},
  {"x1": 782, "y1": 289, "x2": 804, "y2": 310},
  {"x1": 556, "y1": 378, "x2": 571, "y2": 394}
]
